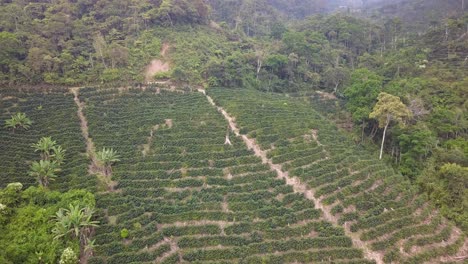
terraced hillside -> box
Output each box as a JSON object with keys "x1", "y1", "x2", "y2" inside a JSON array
[
  {"x1": 0, "y1": 88, "x2": 95, "y2": 190},
  {"x1": 208, "y1": 88, "x2": 467, "y2": 263},
  {"x1": 77, "y1": 87, "x2": 373, "y2": 264},
  {"x1": 1, "y1": 86, "x2": 466, "y2": 263}
]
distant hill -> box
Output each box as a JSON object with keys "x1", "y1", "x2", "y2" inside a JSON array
[{"x1": 365, "y1": 0, "x2": 465, "y2": 31}]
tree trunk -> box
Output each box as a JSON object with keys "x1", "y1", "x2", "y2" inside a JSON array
[
  {"x1": 256, "y1": 58, "x2": 262, "y2": 80},
  {"x1": 370, "y1": 123, "x2": 378, "y2": 138},
  {"x1": 99, "y1": 50, "x2": 107, "y2": 69},
  {"x1": 333, "y1": 82, "x2": 339, "y2": 94},
  {"x1": 167, "y1": 14, "x2": 174, "y2": 27},
  {"x1": 43, "y1": 177, "x2": 49, "y2": 188},
  {"x1": 14, "y1": 16, "x2": 18, "y2": 32},
  {"x1": 379, "y1": 119, "x2": 390, "y2": 160},
  {"x1": 105, "y1": 165, "x2": 112, "y2": 177},
  {"x1": 361, "y1": 120, "x2": 365, "y2": 143},
  {"x1": 445, "y1": 23, "x2": 449, "y2": 41}
]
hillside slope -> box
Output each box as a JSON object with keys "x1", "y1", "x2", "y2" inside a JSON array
[
  {"x1": 209, "y1": 88, "x2": 467, "y2": 263},
  {"x1": 0, "y1": 88, "x2": 95, "y2": 190},
  {"x1": 0, "y1": 86, "x2": 466, "y2": 263},
  {"x1": 366, "y1": 0, "x2": 465, "y2": 31},
  {"x1": 77, "y1": 87, "x2": 372, "y2": 263}
]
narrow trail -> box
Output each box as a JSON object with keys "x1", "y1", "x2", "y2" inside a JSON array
[
  {"x1": 71, "y1": 88, "x2": 98, "y2": 170},
  {"x1": 155, "y1": 237, "x2": 180, "y2": 263},
  {"x1": 71, "y1": 87, "x2": 119, "y2": 193},
  {"x1": 161, "y1": 43, "x2": 170, "y2": 57},
  {"x1": 199, "y1": 88, "x2": 384, "y2": 264},
  {"x1": 141, "y1": 124, "x2": 160, "y2": 157},
  {"x1": 71, "y1": 87, "x2": 99, "y2": 264}
]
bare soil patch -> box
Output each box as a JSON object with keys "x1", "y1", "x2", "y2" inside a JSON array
[
  {"x1": 316, "y1": 90, "x2": 337, "y2": 100},
  {"x1": 1, "y1": 96, "x2": 16, "y2": 101},
  {"x1": 144, "y1": 43, "x2": 171, "y2": 82},
  {"x1": 145, "y1": 60, "x2": 170, "y2": 81}
]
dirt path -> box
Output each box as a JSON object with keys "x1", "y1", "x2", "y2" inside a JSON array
[
  {"x1": 141, "y1": 119, "x2": 173, "y2": 157},
  {"x1": 71, "y1": 88, "x2": 118, "y2": 192},
  {"x1": 154, "y1": 237, "x2": 180, "y2": 263},
  {"x1": 161, "y1": 43, "x2": 170, "y2": 57},
  {"x1": 71, "y1": 87, "x2": 99, "y2": 264},
  {"x1": 199, "y1": 88, "x2": 384, "y2": 264},
  {"x1": 141, "y1": 124, "x2": 160, "y2": 157},
  {"x1": 436, "y1": 228, "x2": 468, "y2": 263},
  {"x1": 71, "y1": 88, "x2": 98, "y2": 170}
]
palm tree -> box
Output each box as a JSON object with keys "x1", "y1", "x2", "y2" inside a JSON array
[
  {"x1": 95, "y1": 147, "x2": 120, "y2": 176},
  {"x1": 32, "y1": 137, "x2": 57, "y2": 160},
  {"x1": 51, "y1": 145, "x2": 66, "y2": 165},
  {"x1": 4, "y1": 112, "x2": 32, "y2": 132},
  {"x1": 28, "y1": 160, "x2": 60, "y2": 187},
  {"x1": 53, "y1": 204, "x2": 99, "y2": 258}
]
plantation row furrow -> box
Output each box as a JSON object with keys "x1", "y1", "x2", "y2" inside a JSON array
[
  {"x1": 208, "y1": 88, "x2": 466, "y2": 264},
  {"x1": 0, "y1": 88, "x2": 95, "y2": 190},
  {"x1": 76, "y1": 87, "x2": 373, "y2": 264},
  {"x1": 184, "y1": 247, "x2": 365, "y2": 263}
]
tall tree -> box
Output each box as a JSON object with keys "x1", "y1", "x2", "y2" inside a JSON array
[
  {"x1": 324, "y1": 66, "x2": 350, "y2": 94},
  {"x1": 344, "y1": 68, "x2": 383, "y2": 141},
  {"x1": 370, "y1": 92, "x2": 412, "y2": 160}
]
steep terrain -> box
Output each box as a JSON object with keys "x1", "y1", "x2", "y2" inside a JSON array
[
  {"x1": 208, "y1": 88, "x2": 467, "y2": 263},
  {"x1": 0, "y1": 86, "x2": 466, "y2": 263},
  {"x1": 366, "y1": 0, "x2": 464, "y2": 31},
  {"x1": 78, "y1": 87, "x2": 372, "y2": 263},
  {"x1": 0, "y1": 88, "x2": 95, "y2": 190}
]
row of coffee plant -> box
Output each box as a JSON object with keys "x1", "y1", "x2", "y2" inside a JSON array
[
  {"x1": 0, "y1": 88, "x2": 95, "y2": 190},
  {"x1": 78, "y1": 87, "x2": 371, "y2": 263},
  {"x1": 208, "y1": 88, "x2": 465, "y2": 263}
]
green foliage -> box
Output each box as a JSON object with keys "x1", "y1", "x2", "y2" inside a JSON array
[
  {"x1": 0, "y1": 90, "x2": 94, "y2": 190},
  {"x1": 370, "y1": 92, "x2": 412, "y2": 129},
  {"x1": 208, "y1": 88, "x2": 463, "y2": 262},
  {"x1": 397, "y1": 125, "x2": 437, "y2": 179},
  {"x1": 95, "y1": 147, "x2": 120, "y2": 177},
  {"x1": 0, "y1": 0, "x2": 210, "y2": 85},
  {"x1": 28, "y1": 160, "x2": 61, "y2": 188},
  {"x1": 52, "y1": 204, "x2": 99, "y2": 240},
  {"x1": 0, "y1": 186, "x2": 95, "y2": 264},
  {"x1": 418, "y1": 163, "x2": 468, "y2": 231},
  {"x1": 4, "y1": 112, "x2": 32, "y2": 130},
  {"x1": 0, "y1": 2, "x2": 466, "y2": 263},
  {"x1": 32, "y1": 137, "x2": 57, "y2": 161},
  {"x1": 344, "y1": 68, "x2": 383, "y2": 123},
  {"x1": 120, "y1": 228, "x2": 129, "y2": 239},
  {"x1": 370, "y1": 92, "x2": 412, "y2": 159},
  {"x1": 59, "y1": 247, "x2": 78, "y2": 264},
  {"x1": 78, "y1": 88, "x2": 373, "y2": 263},
  {"x1": 96, "y1": 148, "x2": 120, "y2": 166}
]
